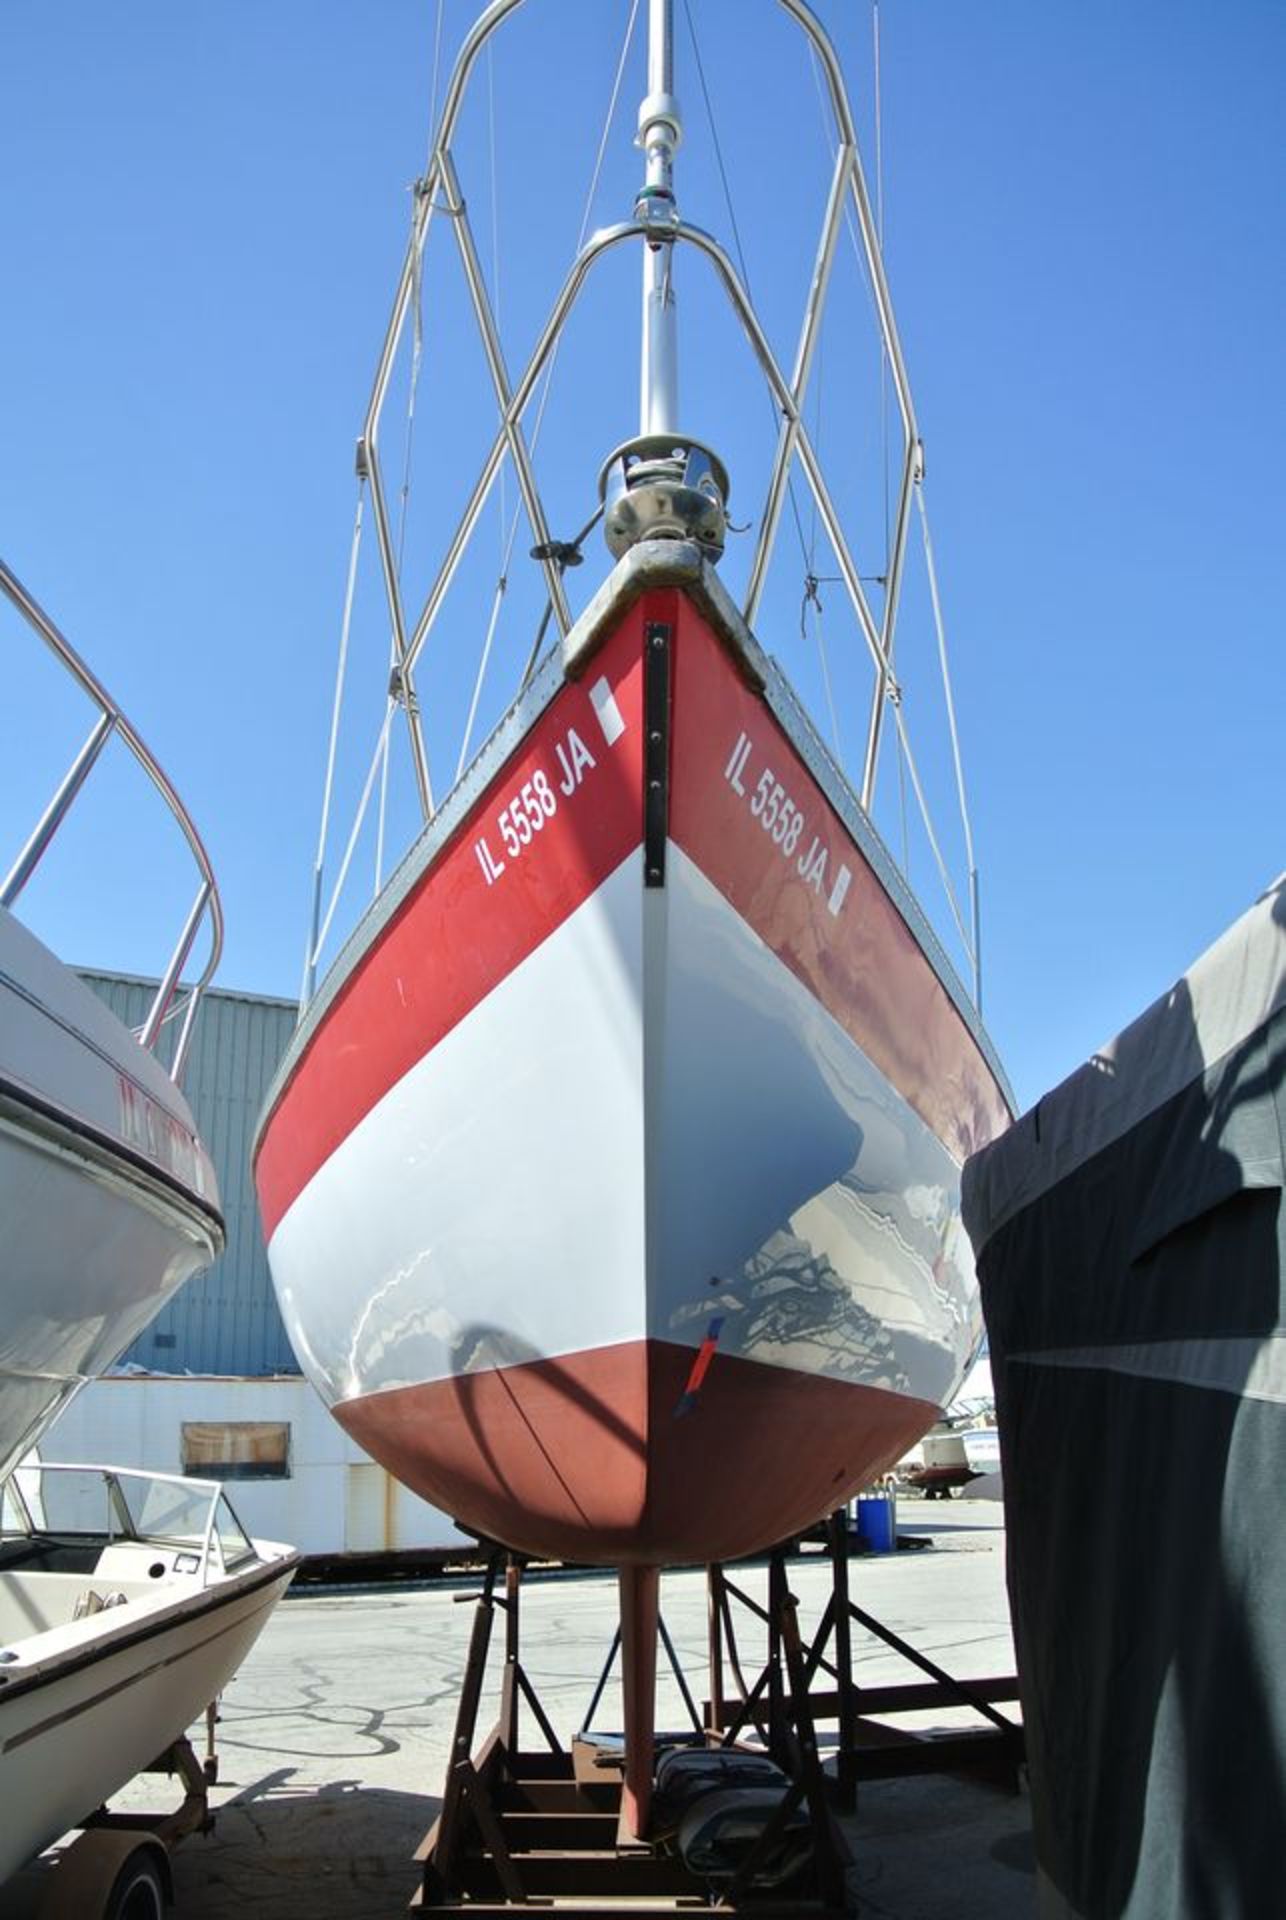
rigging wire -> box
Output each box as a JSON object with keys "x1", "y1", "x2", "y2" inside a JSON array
[
  {"x1": 377, "y1": 195, "x2": 425, "y2": 888},
  {"x1": 397, "y1": 0, "x2": 448, "y2": 590},
  {"x1": 799, "y1": 6, "x2": 977, "y2": 984},
  {"x1": 454, "y1": 0, "x2": 642, "y2": 771},
  {"x1": 378, "y1": 176, "x2": 432, "y2": 895},
  {"x1": 453, "y1": 37, "x2": 513, "y2": 784},
  {"x1": 375, "y1": 0, "x2": 450, "y2": 887},
  {"x1": 457, "y1": 578, "x2": 509, "y2": 782},
  {"x1": 873, "y1": 0, "x2": 891, "y2": 574},
  {"x1": 301, "y1": 483, "x2": 367, "y2": 1009},
  {"x1": 373, "y1": 639, "x2": 394, "y2": 892},
  {"x1": 488, "y1": 39, "x2": 507, "y2": 554},
  {"x1": 894, "y1": 679, "x2": 910, "y2": 875},
  {"x1": 424, "y1": 0, "x2": 448, "y2": 174},
  {"x1": 885, "y1": 685, "x2": 972, "y2": 962},
  {"x1": 917, "y1": 489, "x2": 975, "y2": 883},
  {"x1": 314, "y1": 699, "x2": 400, "y2": 970},
  {"x1": 681, "y1": 0, "x2": 815, "y2": 579},
  {"x1": 805, "y1": 42, "x2": 888, "y2": 429},
  {"x1": 869, "y1": 0, "x2": 910, "y2": 878},
  {"x1": 345, "y1": 0, "x2": 448, "y2": 923},
  {"x1": 917, "y1": 483, "x2": 981, "y2": 1000},
  {"x1": 801, "y1": 572, "x2": 844, "y2": 759},
  {"x1": 800, "y1": 282, "x2": 844, "y2": 763}
]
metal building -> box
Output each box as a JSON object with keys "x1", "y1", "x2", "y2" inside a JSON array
[{"x1": 79, "y1": 969, "x2": 300, "y2": 1375}]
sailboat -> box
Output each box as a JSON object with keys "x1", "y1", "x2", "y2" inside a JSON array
[{"x1": 254, "y1": 0, "x2": 1012, "y2": 1832}]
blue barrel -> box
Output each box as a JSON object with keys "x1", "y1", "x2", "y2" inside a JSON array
[{"x1": 855, "y1": 1492, "x2": 897, "y2": 1553}]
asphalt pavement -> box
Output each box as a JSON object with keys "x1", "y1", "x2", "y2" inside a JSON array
[{"x1": 19, "y1": 1497, "x2": 1034, "y2": 1918}]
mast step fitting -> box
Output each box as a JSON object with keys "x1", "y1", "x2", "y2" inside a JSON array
[{"x1": 599, "y1": 434, "x2": 730, "y2": 563}]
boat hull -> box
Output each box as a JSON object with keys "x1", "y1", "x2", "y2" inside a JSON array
[
  {"x1": 256, "y1": 557, "x2": 1011, "y2": 1566},
  {"x1": 0, "y1": 1113, "x2": 221, "y2": 1482},
  {"x1": 335, "y1": 1337, "x2": 936, "y2": 1564},
  {"x1": 0, "y1": 1555, "x2": 295, "y2": 1884},
  {"x1": 0, "y1": 911, "x2": 223, "y2": 1481}
]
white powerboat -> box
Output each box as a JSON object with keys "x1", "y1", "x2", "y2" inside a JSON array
[
  {"x1": 0, "y1": 1461, "x2": 298, "y2": 1885},
  {"x1": 0, "y1": 565, "x2": 297, "y2": 1888},
  {"x1": 0, "y1": 560, "x2": 224, "y2": 1482}
]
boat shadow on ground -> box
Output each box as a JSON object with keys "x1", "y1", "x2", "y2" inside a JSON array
[
  {"x1": 170, "y1": 1772, "x2": 438, "y2": 1916},
  {"x1": 0, "y1": 1778, "x2": 436, "y2": 1920}
]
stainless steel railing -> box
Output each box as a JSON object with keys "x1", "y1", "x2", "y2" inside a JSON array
[
  {"x1": 1, "y1": 560, "x2": 223, "y2": 1084},
  {"x1": 303, "y1": 0, "x2": 983, "y2": 1010},
  {"x1": 357, "y1": 0, "x2": 921, "y2": 814}
]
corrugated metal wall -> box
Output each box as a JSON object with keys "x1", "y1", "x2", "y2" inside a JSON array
[{"x1": 79, "y1": 970, "x2": 301, "y2": 1376}]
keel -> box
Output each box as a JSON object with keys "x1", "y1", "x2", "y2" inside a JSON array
[{"x1": 618, "y1": 1563, "x2": 660, "y2": 1840}]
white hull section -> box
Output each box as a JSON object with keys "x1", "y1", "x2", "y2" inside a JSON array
[
  {"x1": 0, "y1": 909, "x2": 216, "y2": 1197},
  {"x1": 269, "y1": 843, "x2": 978, "y2": 1420},
  {"x1": 269, "y1": 851, "x2": 647, "y2": 1402},
  {"x1": 0, "y1": 909, "x2": 221, "y2": 1480},
  {"x1": 0, "y1": 1559, "x2": 293, "y2": 1883},
  {"x1": 0, "y1": 1122, "x2": 221, "y2": 1480},
  {"x1": 651, "y1": 852, "x2": 977, "y2": 1410}
]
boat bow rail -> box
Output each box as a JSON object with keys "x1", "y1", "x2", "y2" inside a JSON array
[
  {"x1": 300, "y1": 0, "x2": 984, "y2": 1017},
  {"x1": 0, "y1": 562, "x2": 223, "y2": 1084}
]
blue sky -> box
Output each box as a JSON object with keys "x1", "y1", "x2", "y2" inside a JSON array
[{"x1": 2, "y1": 1, "x2": 1282, "y2": 1115}]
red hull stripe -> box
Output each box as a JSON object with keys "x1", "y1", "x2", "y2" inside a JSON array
[
  {"x1": 668, "y1": 596, "x2": 1011, "y2": 1164},
  {"x1": 254, "y1": 606, "x2": 654, "y2": 1240},
  {"x1": 332, "y1": 1335, "x2": 937, "y2": 1567},
  {"x1": 256, "y1": 581, "x2": 1008, "y2": 1240}
]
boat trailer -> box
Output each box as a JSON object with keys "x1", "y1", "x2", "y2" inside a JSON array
[{"x1": 24, "y1": 1712, "x2": 219, "y2": 1920}]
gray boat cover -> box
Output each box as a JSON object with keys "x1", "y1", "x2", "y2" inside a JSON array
[{"x1": 962, "y1": 874, "x2": 1286, "y2": 1920}]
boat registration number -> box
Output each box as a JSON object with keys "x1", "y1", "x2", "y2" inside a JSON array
[
  {"x1": 473, "y1": 724, "x2": 599, "y2": 886},
  {"x1": 724, "y1": 729, "x2": 852, "y2": 918}
]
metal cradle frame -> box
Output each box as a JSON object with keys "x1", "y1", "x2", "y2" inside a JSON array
[
  {"x1": 706, "y1": 1514, "x2": 1025, "y2": 1806},
  {"x1": 418, "y1": 1550, "x2": 852, "y2": 1916},
  {"x1": 416, "y1": 1515, "x2": 1023, "y2": 1916}
]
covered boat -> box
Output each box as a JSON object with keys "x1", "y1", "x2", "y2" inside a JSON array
[{"x1": 963, "y1": 875, "x2": 1286, "y2": 1918}]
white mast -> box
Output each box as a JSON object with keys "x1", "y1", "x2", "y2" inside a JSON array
[
  {"x1": 599, "y1": 0, "x2": 727, "y2": 560},
  {"x1": 637, "y1": 0, "x2": 681, "y2": 435}
]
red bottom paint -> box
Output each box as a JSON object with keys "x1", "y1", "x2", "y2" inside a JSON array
[{"x1": 333, "y1": 1339, "x2": 938, "y2": 1567}]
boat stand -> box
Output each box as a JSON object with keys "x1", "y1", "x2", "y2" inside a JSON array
[
  {"x1": 415, "y1": 1555, "x2": 852, "y2": 1916},
  {"x1": 705, "y1": 1515, "x2": 1024, "y2": 1805}
]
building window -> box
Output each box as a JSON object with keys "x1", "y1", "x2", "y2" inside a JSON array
[{"x1": 181, "y1": 1421, "x2": 291, "y2": 1481}]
